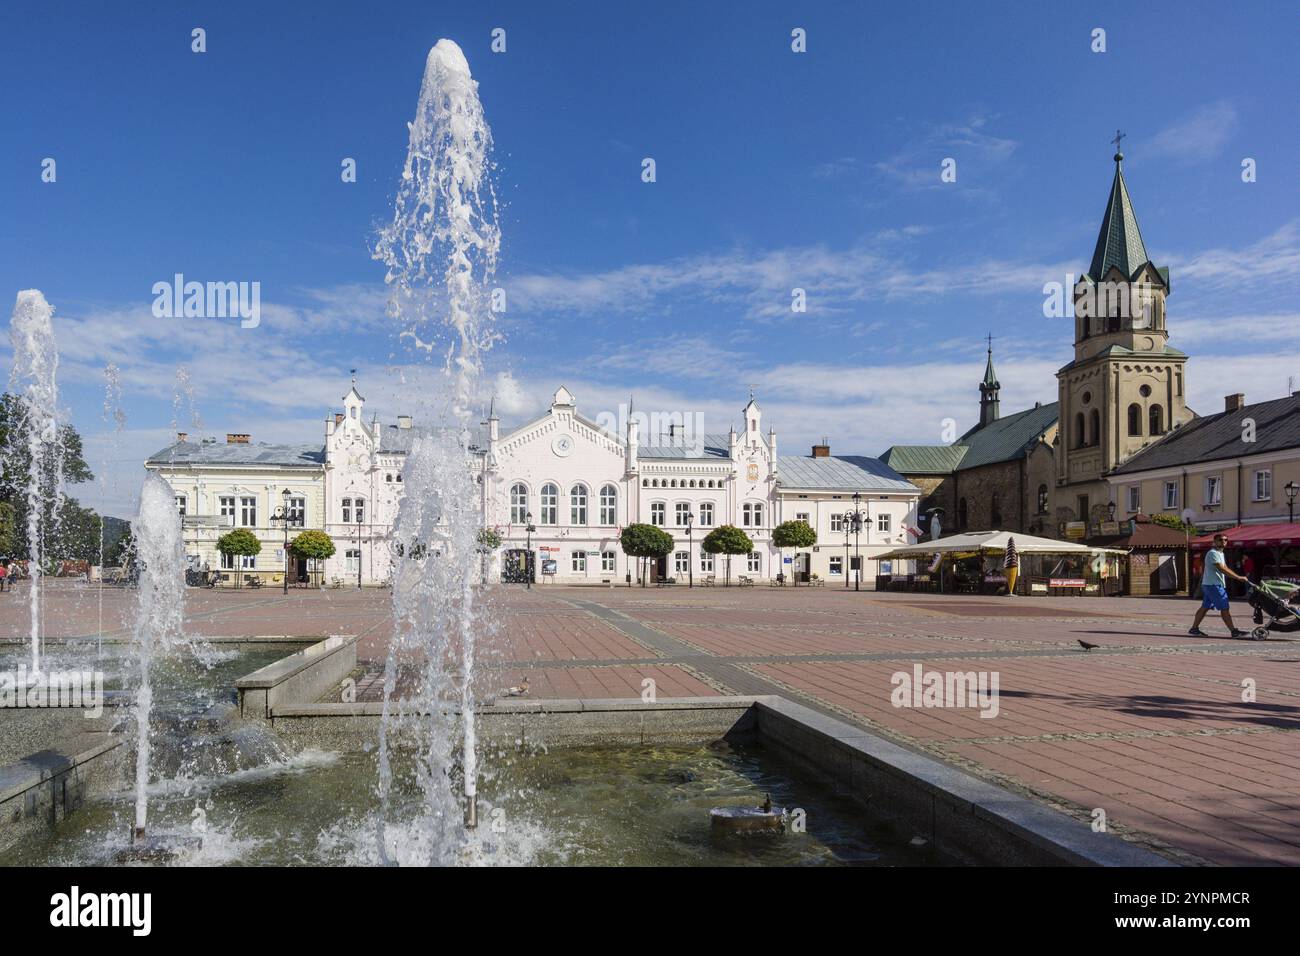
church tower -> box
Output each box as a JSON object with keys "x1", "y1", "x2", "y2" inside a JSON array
[
  {"x1": 978, "y1": 343, "x2": 1001, "y2": 428},
  {"x1": 1054, "y1": 142, "x2": 1192, "y2": 529}
]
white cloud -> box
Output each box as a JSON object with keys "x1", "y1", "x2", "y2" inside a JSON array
[{"x1": 1143, "y1": 100, "x2": 1238, "y2": 164}]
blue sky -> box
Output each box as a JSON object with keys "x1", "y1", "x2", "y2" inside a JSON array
[{"x1": 3, "y1": 0, "x2": 1298, "y2": 514}]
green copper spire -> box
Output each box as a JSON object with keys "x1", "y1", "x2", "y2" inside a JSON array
[
  {"x1": 982, "y1": 341, "x2": 999, "y2": 388},
  {"x1": 1088, "y1": 150, "x2": 1150, "y2": 281}
]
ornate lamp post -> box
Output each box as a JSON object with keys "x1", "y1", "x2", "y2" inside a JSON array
[
  {"x1": 844, "y1": 491, "x2": 871, "y2": 593},
  {"x1": 270, "y1": 488, "x2": 299, "y2": 595},
  {"x1": 525, "y1": 512, "x2": 535, "y2": 590},
  {"x1": 1286, "y1": 481, "x2": 1299, "y2": 524},
  {"x1": 685, "y1": 510, "x2": 695, "y2": 588}
]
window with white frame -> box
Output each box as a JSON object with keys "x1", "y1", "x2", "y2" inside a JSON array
[
  {"x1": 287, "y1": 496, "x2": 306, "y2": 525},
  {"x1": 675, "y1": 551, "x2": 689, "y2": 573},
  {"x1": 175, "y1": 495, "x2": 187, "y2": 516},
  {"x1": 700, "y1": 552, "x2": 714, "y2": 572},
  {"x1": 1127, "y1": 485, "x2": 1140, "y2": 513},
  {"x1": 699, "y1": 502, "x2": 714, "y2": 527},
  {"x1": 742, "y1": 503, "x2": 754, "y2": 526},
  {"x1": 510, "y1": 483, "x2": 528, "y2": 524},
  {"x1": 570, "y1": 485, "x2": 588, "y2": 525},
  {"x1": 876, "y1": 513, "x2": 891, "y2": 533},
  {"x1": 675, "y1": 503, "x2": 691, "y2": 526},
  {"x1": 601, "y1": 550, "x2": 615, "y2": 572},
  {"x1": 1163, "y1": 481, "x2": 1179, "y2": 510},
  {"x1": 341, "y1": 498, "x2": 351, "y2": 524},
  {"x1": 1254, "y1": 470, "x2": 1272, "y2": 501},
  {"x1": 796, "y1": 512, "x2": 810, "y2": 523},
  {"x1": 540, "y1": 483, "x2": 558, "y2": 525},
  {"x1": 222, "y1": 552, "x2": 256, "y2": 571},
  {"x1": 830, "y1": 513, "x2": 844, "y2": 532},
  {"x1": 1205, "y1": 476, "x2": 1223, "y2": 506},
  {"x1": 345, "y1": 549, "x2": 360, "y2": 574},
  {"x1": 829, "y1": 556, "x2": 843, "y2": 575},
  {"x1": 219, "y1": 496, "x2": 236, "y2": 522},
  {"x1": 240, "y1": 496, "x2": 257, "y2": 527},
  {"x1": 753, "y1": 503, "x2": 763, "y2": 527},
  {"x1": 571, "y1": 551, "x2": 587, "y2": 573},
  {"x1": 650, "y1": 502, "x2": 666, "y2": 526},
  {"x1": 747, "y1": 552, "x2": 761, "y2": 572},
  {"x1": 599, "y1": 484, "x2": 617, "y2": 525},
  {"x1": 354, "y1": 498, "x2": 365, "y2": 524}
]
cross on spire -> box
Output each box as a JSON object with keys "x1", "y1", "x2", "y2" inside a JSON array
[
  {"x1": 1111, "y1": 129, "x2": 1126, "y2": 162},
  {"x1": 985, "y1": 332, "x2": 996, "y2": 354}
]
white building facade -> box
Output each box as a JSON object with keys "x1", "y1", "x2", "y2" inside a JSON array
[{"x1": 146, "y1": 381, "x2": 920, "y2": 587}]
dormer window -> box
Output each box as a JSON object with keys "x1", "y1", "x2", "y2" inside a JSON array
[{"x1": 350, "y1": 407, "x2": 357, "y2": 419}]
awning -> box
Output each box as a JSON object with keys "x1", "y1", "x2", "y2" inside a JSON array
[
  {"x1": 1190, "y1": 523, "x2": 1300, "y2": 550},
  {"x1": 875, "y1": 530, "x2": 1126, "y2": 562}
]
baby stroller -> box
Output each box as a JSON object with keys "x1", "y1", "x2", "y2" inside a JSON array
[{"x1": 1246, "y1": 580, "x2": 1300, "y2": 640}]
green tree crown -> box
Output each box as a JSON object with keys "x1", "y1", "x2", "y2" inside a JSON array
[
  {"x1": 217, "y1": 528, "x2": 262, "y2": 558},
  {"x1": 619, "y1": 523, "x2": 674, "y2": 558},
  {"x1": 289, "y1": 529, "x2": 336, "y2": 560},
  {"x1": 772, "y1": 519, "x2": 817, "y2": 550},
  {"x1": 702, "y1": 524, "x2": 753, "y2": 555}
]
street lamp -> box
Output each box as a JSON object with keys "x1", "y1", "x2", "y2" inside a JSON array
[
  {"x1": 1286, "y1": 481, "x2": 1299, "y2": 524},
  {"x1": 525, "y1": 512, "x2": 535, "y2": 590},
  {"x1": 270, "y1": 488, "x2": 300, "y2": 595},
  {"x1": 843, "y1": 519, "x2": 851, "y2": 590},
  {"x1": 844, "y1": 491, "x2": 871, "y2": 593},
  {"x1": 685, "y1": 510, "x2": 694, "y2": 588}
]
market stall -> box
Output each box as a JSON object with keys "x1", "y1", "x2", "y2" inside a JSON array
[{"x1": 874, "y1": 531, "x2": 1126, "y2": 596}]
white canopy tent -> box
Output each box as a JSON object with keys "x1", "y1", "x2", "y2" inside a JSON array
[{"x1": 877, "y1": 530, "x2": 1127, "y2": 561}]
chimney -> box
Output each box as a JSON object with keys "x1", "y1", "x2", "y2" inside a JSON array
[
  {"x1": 812, "y1": 438, "x2": 830, "y2": 458},
  {"x1": 1225, "y1": 393, "x2": 1245, "y2": 413},
  {"x1": 177, "y1": 432, "x2": 188, "y2": 443},
  {"x1": 397, "y1": 415, "x2": 412, "y2": 429},
  {"x1": 226, "y1": 433, "x2": 250, "y2": 444},
  {"x1": 334, "y1": 413, "x2": 345, "y2": 426}
]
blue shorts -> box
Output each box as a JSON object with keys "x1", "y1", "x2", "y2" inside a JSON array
[{"x1": 1201, "y1": 585, "x2": 1229, "y2": 611}]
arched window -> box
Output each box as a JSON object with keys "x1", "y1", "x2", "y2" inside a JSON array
[
  {"x1": 675, "y1": 502, "x2": 691, "y2": 526},
  {"x1": 341, "y1": 497, "x2": 352, "y2": 524},
  {"x1": 539, "y1": 483, "x2": 558, "y2": 525},
  {"x1": 1148, "y1": 405, "x2": 1164, "y2": 435},
  {"x1": 699, "y1": 502, "x2": 714, "y2": 527},
  {"x1": 510, "y1": 483, "x2": 528, "y2": 524},
  {"x1": 1128, "y1": 403, "x2": 1142, "y2": 436},
  {"x1": 754, "y1": 503, "x2": 764, "y2": 527},
  {"x1": 650, "y1": 502, "x2": 665, "y2": 526},
  {"x1": 570, "y1": 484, "x2": 588, "y2": 525},
  {"x1": 354, "y1": 498, "x2": 365, "y2": 524},
  {"x1": 742, "y1": 503, "x2": 753, "y2": 526},
  {"x1": 599, "y1": 485, "x2": 617, "y2": 525},
  {"x1": 1075, "y1": 413, "x2": 1086, "y2": 448},
  {"x1": 958, "y1": 498, "x2": 968, "y2": 530},
  {"x1": 1037, "y1": 484, "x2": 1049, "y2": 514},
  {"x1": 1089, "y1": 409, "x2": 1100, "y2": 447}
]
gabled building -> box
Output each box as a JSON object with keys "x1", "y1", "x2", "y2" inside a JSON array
[
  {"x1": 881, "y1": 347, "x2": 1059, "y2": 536},
  {"x1": 1107, "y1": 391, "x2": 1300, "y2": 530}
]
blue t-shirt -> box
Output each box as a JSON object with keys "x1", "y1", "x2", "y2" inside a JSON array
[{"x1": 1202, "y1": 549, "x2": 1226, "y2": 588}]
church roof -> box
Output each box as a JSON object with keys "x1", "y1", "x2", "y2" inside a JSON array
[
  {"x1": 982, "y1": 348, "x2": 999, "y2": 388},
  {"x1": 777, "y1": 455, "x2": 916, "y2": 492},
  {"x1": 882, "y1": 402, "x2": 1060, "y2": 475},
  {"x1": 145, "y1": 440, "x2": 326, "y2": 468},
  {"x1": 1112, "y1": 393, "x2": 1300, "y2": 475},
  {"x1": 1088, "y1": 154, "x2": 1152, "y2": 281}
]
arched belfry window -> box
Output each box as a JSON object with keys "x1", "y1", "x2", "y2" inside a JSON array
[
  {"x1": 1128, "y1": 404, "x2": 1142, "y2": 437},
  {"x1": 1149, "y1": 405, "x2": 1164, "y2": 435},
  {"x1": 1074, "y1": 413, "x2": 1086, "y2": 448},
  {"x1": 1089, "y1": 409, "x2": 1101, "y2": 447},
  {"x1": 958, "y1": 498, "x2": 969, "y2": 530}
]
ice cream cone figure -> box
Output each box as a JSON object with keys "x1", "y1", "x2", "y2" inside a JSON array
[{"x1": 1003, "y1": 537, "x2": 1020, "y2": 596}]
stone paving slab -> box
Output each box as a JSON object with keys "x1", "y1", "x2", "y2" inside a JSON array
[{"x1": 3, "y1": 580, "x2": 1296, "y2": 865}]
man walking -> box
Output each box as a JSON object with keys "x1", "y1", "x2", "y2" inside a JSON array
[{"x1": 1189, "y1": 533, "x2": 1249, "y2": 637}]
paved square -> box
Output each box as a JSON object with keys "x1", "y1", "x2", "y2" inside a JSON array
[{"x1": 4, "y1": 580, "x2": 1297, "y2": 865}]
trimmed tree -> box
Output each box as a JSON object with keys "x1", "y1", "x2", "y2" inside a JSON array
[
  {"x1": 289, "y1": 529, "x2": 335, "y2": 588},
  {"x1": 702, "y1": 524, "x2": 753, "y2": 587},
  {"x1": 619, "y1": 523, "x2": 674, "y2": 587},
  {"x1": 772, "y1": 519, "x2": 817, "y2": 584},
  {"x1": 477, "y1": 527, "x2": 503, "y2": 582},
  {"x1": 217, "y1": 528, "x2": 262, "y2": 588}
]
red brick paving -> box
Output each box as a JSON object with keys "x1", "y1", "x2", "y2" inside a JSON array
[{"x1": 5, "y1": 579, "x2": 1298, "y2": 864}]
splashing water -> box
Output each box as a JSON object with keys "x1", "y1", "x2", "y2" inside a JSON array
[
  {"x1": 371, "y1": 38, "x2": 501, "y2": 865},
  {"x1": 99, "y1": 363, "x2": 127, "y2": 657},
  {"x1": 130, "y1": 473, "x2": 187, "y2": 840},
  {"x1": 8, "y1": 290, "x2": 65, "y2": 676}
]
